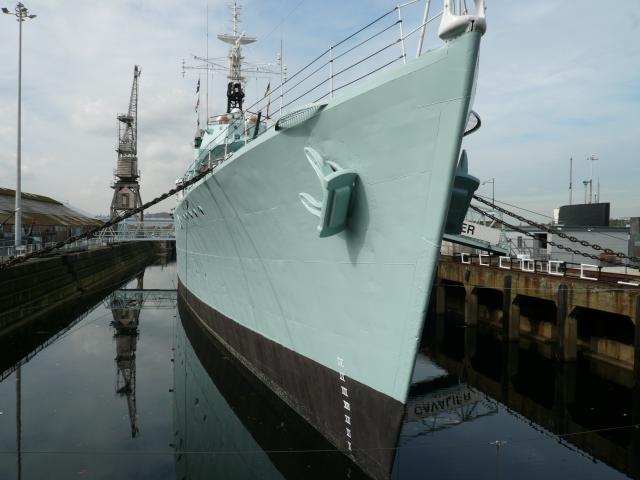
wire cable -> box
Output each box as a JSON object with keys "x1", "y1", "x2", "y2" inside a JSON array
[{"x1": 472, "y1": 196, "x2": 640, "y2": 265}]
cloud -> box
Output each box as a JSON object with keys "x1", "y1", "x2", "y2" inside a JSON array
[
  {"x1": 71, "y1": 98, "x2": 115, "y2": 134},
  {"x1": 465, "y1": 0, "x2": 640, "y2": 218},
  {"x1": 0, "y1": 0, "x2": 638, "y2": 220}
]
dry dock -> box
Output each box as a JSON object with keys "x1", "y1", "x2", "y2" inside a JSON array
[{"x1": 435, "y1": 255, "x2": 640, "y2": 372}]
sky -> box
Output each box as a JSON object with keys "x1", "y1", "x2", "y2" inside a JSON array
[{"x1": 0, "y1": 0, "x2": 638, "y2": 218}]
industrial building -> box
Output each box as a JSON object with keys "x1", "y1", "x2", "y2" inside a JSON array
[
  {"x1": 0, "y1": 188, "x2": 101, "y2": 245},
  {"x1": 442, "y1": 201, "x2": 639, "y2": 269},
  {"x1": 504, "y1": 224, "x2": 631, "y2": 266},
  {"x1": 498, "y1": 202, "x2": 638, "y2": 268}
]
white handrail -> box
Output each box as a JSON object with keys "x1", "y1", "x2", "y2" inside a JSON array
[
  {"x1": 329, "y1": 45, "x2": 334, "y2": 98},
  {"x1": 397, "y1": 5, "x2": 407, "y2": 64},
  {"x1": 250, "y1": 2, "x2": 433, "y2": 118},
  {"x1": 416, "y1": 0, "x2": 431, "y2": 56},
  {"x1": 397, "y1": 0, "x2": 421, "y2": 8},
  {"x1": 182, "y1": 1, "x2": 487, "y2": 184},
  {"x1": 405, "y1": 11, "x2": 444, "y2": 45}
]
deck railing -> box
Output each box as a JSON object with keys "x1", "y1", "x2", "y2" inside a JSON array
[
  {"x1": 181, "y1": 0, "x2": 486, "y2": 185},
  {"x1": 247, "y1": 1, "x2": 445, "y2": 119},
  {"x1": 180, "y1": 1, "x2": 450, "y2": 183}
]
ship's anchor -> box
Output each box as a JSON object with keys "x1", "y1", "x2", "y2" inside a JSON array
[{"x1": 299, "y1": 146, "x2": 358, "y2": 238}]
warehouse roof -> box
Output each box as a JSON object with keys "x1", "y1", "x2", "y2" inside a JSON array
[{"x1": 0, "y1": 188, "x2": 101, "y2": 227}]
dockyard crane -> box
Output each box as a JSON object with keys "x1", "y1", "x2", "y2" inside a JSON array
[{"x1": 110, "y1": 65, "x2": 143, "y2": 221}]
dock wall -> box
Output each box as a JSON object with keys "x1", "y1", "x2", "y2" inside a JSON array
[
  {"x1": 435, "y1": 256, "x2": 640, "y2": 370},
  {"x1": 0, "y1": 242, "x2": 159, "y2": 335}
]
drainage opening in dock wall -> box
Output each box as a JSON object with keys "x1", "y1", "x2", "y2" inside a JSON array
[
  {"x1": 431, "y1": 280, "x2": 466, "y2": 316},
  {"x1": 574, "y1": 307, "x2": 634, "y2": 365},
  {"x1": 516, "y1": 296, "x2": 558, "y2": 340},
  {"x1": 476, "y1": 287, "x2": 503, "y2": 326}
]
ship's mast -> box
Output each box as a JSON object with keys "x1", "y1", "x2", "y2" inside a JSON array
[
  {"x1": 217, "y1": 1, "x2": 256, "y2": 112},
  {"x1": 183, "y1": 2, "x2": 280, "y2": 121}
]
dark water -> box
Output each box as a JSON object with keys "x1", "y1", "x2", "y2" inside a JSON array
[{"x1": 0, "y1": 260, "x2": 635, "y2": 479}]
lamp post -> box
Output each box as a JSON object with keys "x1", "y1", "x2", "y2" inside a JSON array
[
  {"x1": 482, "y1": 177, "x2": 495, "y2": 207},
  {"x1": 2, "y1": 2, "x2": 37, "y2": 248},
  {"x1": 586, "y1": 154, "x2": 598, "y2": 204},
  {"x1": 480, "y1": 178, "x2": 495, "y2": 226}
]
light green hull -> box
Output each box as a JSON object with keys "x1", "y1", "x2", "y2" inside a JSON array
[
  {"x1": 173, "y1": 314, "x2": 284, "y2": 479},
  {"x1": 176, "y1": 31, "x2": 481, "y2": 404}
]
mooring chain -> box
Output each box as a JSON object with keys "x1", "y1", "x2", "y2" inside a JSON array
[
  {"x1": 473, "y1": 195, "x2": 640, "y2": 264},
  {"x1": 0, "y1": 167, "x2": 212, "y2": 271},
  {"x1": 4, "y1": 175, "x2": 631, "y2": 270},
  {"x1": 468, "y1": 205, "x2": 605, "y2": 262}
]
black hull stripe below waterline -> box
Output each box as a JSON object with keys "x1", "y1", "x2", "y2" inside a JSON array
[
  {"x1": 178, "y1": 281, "x2": 405, "y2": 480},
  {"x1": 178, "y1": 300, "x2": 372, "y2": 479}
]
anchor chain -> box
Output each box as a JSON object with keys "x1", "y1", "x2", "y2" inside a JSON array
[
  {"x1": 473, "y1": 195, "x2": 640, "y2": 264},
  {"x1": 469, "y1": 205, "x2": 606, "y2": 263},
  {"x1": 0, "y1": 166, "x2": 212, "y2": 270}
]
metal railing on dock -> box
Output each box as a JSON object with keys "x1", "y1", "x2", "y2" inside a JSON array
[
  {"x1": 0, "y1": 220, "x2": 175, "y2": 262},
  {"x1": 449, "y1": 253, "x2": 640, "y2": 287},
  {"x1": 97, "y1": 220, "x2": 175, "y2": 243}
]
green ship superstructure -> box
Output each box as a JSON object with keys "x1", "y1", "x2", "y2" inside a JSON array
[{"x1": 176, "y1": 1, "x2": 486, "y2": 478}]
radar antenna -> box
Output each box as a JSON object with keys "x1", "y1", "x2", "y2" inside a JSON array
[{"x1": 217, "y1": 2, "x2": 256, "y2": 112}]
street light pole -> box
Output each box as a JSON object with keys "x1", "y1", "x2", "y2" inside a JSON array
[
  {"x1": 482, "y1": 177, "x2": 495, "y2": 206},
  {"x1": 586, "y1": 154, "x2": 598, "y2": 204},
  {"x1": 491, "y1": 180, "x2": 494, "y2": 207},
  {"x1": 2, "y1": 2, "x2": 37, "y2": 248},
  {"x1": 16, "y1": 7, "x2": 23, "y2": 248},
  {"x1": 480, "y1": 177, "x2": 495, "y2": 226}
]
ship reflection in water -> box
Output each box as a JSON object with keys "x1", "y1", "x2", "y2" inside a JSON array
[
  {"x1": 0, "y1": 262, "x2": 637, "y2": 479},
  {"x1": 175, "y1": 302, "x2": 370, "y2": 480},
  {"x1": 175, "y1": 296, "x2": 637, "y2": 480}
]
